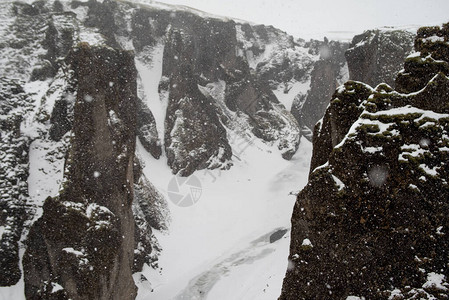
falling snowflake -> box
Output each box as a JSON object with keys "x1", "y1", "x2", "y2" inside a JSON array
[
  {"x1": 84, "y1": 95, "x2": 93, "y2": 102},
  {"x1": 368, "y1": 165, "x2": 388, "y2": 187}
]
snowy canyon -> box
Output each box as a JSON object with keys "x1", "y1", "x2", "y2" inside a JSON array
[{"x1": 0, "y1": 0, "x2": 447, "y2": 299}]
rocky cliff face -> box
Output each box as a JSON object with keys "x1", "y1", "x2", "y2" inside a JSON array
[
  {"x1": 0, "y1": 0, "x2": 169, "y2": 296},
  {"x1": 0, "y1": 0, "x2": 308, "y2": 294},
  {"x1": 346, "y1": 29, "x2": 415, "y2": 88},
  {"x1": 72, "y1": 0, "x2": 306, "y2": 175},
  {"x1": 293, "y1": 29, "x2": 416, "y2": 137},
  {"x1": 155, "y1": 9, "x2": 301, "y2": 173},
  {"x1": 24, "y1": 45, "x2": 138, "y2": 300},
  {"x1": 0, "y1": 0, "x2": 309, "y2": 292},
  {"x1": 281, "y1": 23, "x2": 449, "y2": 299},
  {"x1": 136, "y1": 97, "x2": 162, "y2": 159},
  {"x1": 59, "y1": 0, "x2": 369, "y2": 175},
  {"x1": 0, "y1": 0, "x2": 431, "y2": 298},
  {"x1": 293, "y1": 40, "x2": 349, "y2": 131},
  {"x1": 0, "y1": 79, "x2": 33, "y2": 286},
  {"x1": 161, "y1": 26, "x2": 233, "y2": 176}
]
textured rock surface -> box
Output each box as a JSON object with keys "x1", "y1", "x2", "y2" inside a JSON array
[
  {"x1": 162, "y1": 27, "x2": 233, "y2": 176},
  {"x1": 136, "y1": 98, "x2": 162, "y2": 159},
  {"x1": 64, "y1": 0, "x2": 305, "y2": 175},
  {"x1": 309, "y1": 81, "x2": 374, "y2": 173},
  {"x1": 133, "y1": 157, "x2": 169, "y2": 272},
  {"x1": 346, "y1": 29, "x2": 415, "y2": 88},
  {"x1": 24, "y1": 45, "x2": 138, "y2": 300},
  {"x1": 61, "y1": 0, "x2": 369, "y2": 174},
  {"x1": 396, "y1": 24, "x2": 449, "y2": 94},
  {"x1": 0, "y1": 0, "x2": 308, "y2": 292},
  {"x1": 294, "y1": 40, "x2": 348, "y2": 130},
  {"x1": 1, "y1": 0, "x2": 431, "y2": 297},
  {"x1": 281, "y1": 24, "x2": 449, "y2": 299},
  {"x1": 158, "y1": 13, "x2": 301, "y2": 174},
  {"x1": 0, "y1": 78, "x2": 33, "y2": 286},
  {"x1": 294, "y1": 29, "x2": 415, "y2": 133}
]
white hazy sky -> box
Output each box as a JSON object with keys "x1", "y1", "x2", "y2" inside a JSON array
[{"x1": 154, "y1": 0, "x2": 449, "y2": 40}]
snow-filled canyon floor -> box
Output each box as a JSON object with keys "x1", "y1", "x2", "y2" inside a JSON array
[
  {"x1": 135, "y1": 137, "x2": 312, "y2": 300},
  {"x1": 130, "y1": 41, "x2": 313, "y2": 299}
]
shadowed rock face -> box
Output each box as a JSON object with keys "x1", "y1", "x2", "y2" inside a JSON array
[
  {"x1": 160, "y1": 17, "x2": 300, "y2": 173},
  {"x1": 309, "y1": 80, "x2": 374, "y2": 174},
  {"x1": 62, "y1": 0, "x2": 341, "y2": 175},
  {"x1": 161, "y1": 12, "x2": 241, "y2": 82},
  {"x1": 163, "y1": 29, "x2": 232, "y2": 176},
  {"x1": 137, "y1": 98, "x2": 162, "y2": 159},
  {"x1": 346, "y1": 29, "x2": 415, "y2": 88},
  {"x1": 294, "y1": 29, "x2": 414, "y2": 133},
  {"x1": 281, "y1": 24, "x2": 449, "y2": 300},
  {"x1": 396, "y1": 24, "x2": 449, "y2": 94},
  {"x1": 132, "y1": 157, "x2": 168, "y2": 272},
  {"x1": 298, "y1": 59, "x2": 340, "y2": 130},
  {"x1": 291, "y1": 40, "x2": 349, "y2": 132},
  {"x1": 0, "y1": 79, "x2": 32, "y2": 286},
  {"x1": 0, "y1": 0, "x2": 306, "y2": 293},
  {"x1": 23, "y1": 45, "x2": 138, "y2": 300}
]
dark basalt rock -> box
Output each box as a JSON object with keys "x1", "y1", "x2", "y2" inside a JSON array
[
  {"x1": 48, "y1": 66, "x2": 77, "y2": 141},
  {"x1": 225, "y1": 77, "x2": 300, "y2": 159},
  {"x1": 346, "y1": 29, "x2": 415, "y2": 88},
  {"x1": 160, "y1": 13, "x2": 241, "y2": 82},
  {"x1": 137, "y1": 98, "x2": 162, "y2": 159},
  {"x1": 281, "y1": 24, "x2": 449, "y2": 299},
  {"x1": 29, "y1": 6, "x2": 78, "y2": 81},
  {"x1": 161, "y1": 26, "x2": 234, "y2": 176},
  {"x1": 396, "y1": 24, "x2": 449, "y2": 94},
  {"x1": 254, "y1": 32, "x2": 308, "y2": 87},
  {"x1": 159, "y1": 13, "x2": 301, "y2": 170},
  {"x1": 24, "y1": 44, "x2": 138, "y2": 300},
  {"x1": 30, "y1": 61, "x2": 56, "y2": 82},
  {"x1": 3, "y1": 1, "x2": 51, "y2": 81},
  {"x1": 44, "y1": 12, "x2": 77, "y2": 63},
  {"x1": 12, "y1": 1, "x2": 48, "y2": 16},
  {"x1": 309, "y1": 80, "x2": 374, "y2": 173},
  {"x1": 164, "y1": 85, "x2": 232, "y2": 176},
  {"x1": 130, "y1": 9, "x2": 158, "y2": 52},
  {"x1": 133, "y1": 157, "x2": 168, "y2": 233},
  {"x1": 292, "y1": 40, "x2": 348, "y2": 130},
  {"x1": 163, "y1": 29, "x2": 232, "y2": 176},
  {"x1": 0, "y1": 78, "x2": 33, "y2": 286},
  {"x1": 132, "y1": 157, "x2": 168, "y2": 272},
  {"x1": 82, "y1": 0, "x2": 119, "y2": 47},
  {"x1": 49, "y1": 98, "x2": 73, "y2": 141},
  {"x1": 298, "y1": 59, "x2": 339, "y2": 130},
  {"x1": 294, "y1": 29, "x2": 413, "y2": 133}
]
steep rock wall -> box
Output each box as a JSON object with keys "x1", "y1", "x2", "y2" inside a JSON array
[
  {"x1": 23, "y1": 45, "x2": 138, "y2": 300},
  {"x1": 161, "y1": 27, "x2": 233, "y2": 176},
  {"x1": 0, "y1": 79, "x2": 33, "y2": 286},
  {"x1": 158, "y1": 13, "x2": 300, "y2": 174},
  {"x1": 281, "y1": 23, "x2": 449, "y2": 299},
  {"x1": 290, "y1": 40, "x2": 348, "y2": 133},
  {"x1": 346, "y1": 29, "x2": 415, "y2": 88}
]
